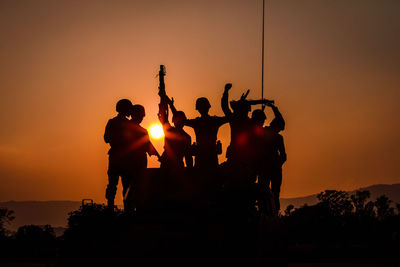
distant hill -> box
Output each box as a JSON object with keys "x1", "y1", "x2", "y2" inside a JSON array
[
  {"x1": 1, "y1": 183, "x2": 399, "y2": 231},
  {"x1": 281, "y1": 183, "x2": 400, "y2": 210}
]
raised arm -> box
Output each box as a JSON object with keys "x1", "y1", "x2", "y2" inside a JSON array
[
  {"x1": 221, "y1": 83, "x2": 233, "y2": 116},
  {"x1": 267, "y1": 104, "x2": 285, "y2": 131},
  {"x1": 165, "y1": 96, "x2": 197, "y2": 128},
  {"x1": 166, "y1": 96, "x2": 178, "y2": 115},
  {"x1": 271, "y1": 104, "x2": 285, "y2": 127}
]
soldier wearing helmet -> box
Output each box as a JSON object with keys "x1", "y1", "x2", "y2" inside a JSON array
[
  {"x1": 104, "y1": 99, "x2": 133, "y2": 209},
  {"x1": 221, "y1": 83, "x2": 261, "y2": 166},
  {"x1": 184, "y1": 96, "x2": 228, "y2": 169},
  {"x1": 253, "y1": 103, "x2": 287, "y2": 212},
  {"x1": 123, "y1": 104, "x2": 159, "y2": 211},
  {"x1": 158, "y1": 94, "x2": 193, "y2": 169}
]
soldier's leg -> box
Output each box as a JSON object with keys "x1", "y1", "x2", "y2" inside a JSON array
[
  {"x1": 253, "y1": 181, "x2": 276, "y2": 216},
  {"x1": 271, "y1": 168, "x2": 283, "y2": 212},
  {"x1": 258, "y1": 168, "x2": 273, "y2": 191},
  {"x1": 105, "y1": 169, "x2": 119, "y2": 208},
  {"x1": 121, "y1": 170, "x2": 134, "y2": 212},
  {"x1": 258, "y1": 170, "x2": 267, "y2": 186}
]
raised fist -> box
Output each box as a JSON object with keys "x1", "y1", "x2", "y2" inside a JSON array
[{"x1": 224, "y1": 83, "x2": 232, "y2": 91}]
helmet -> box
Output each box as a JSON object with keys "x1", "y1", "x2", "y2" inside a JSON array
[
  {"x1": 116, "y1": 99, "x2": 133, "y2": 114},
  {"x1": 172, "y1": 111, "x2": 187, "y2": 125},
  {"x1": 251, "y1": 109, "x2": 266, "y2": 121},
  {"x1": 131, "y1": 104, "x2": 145, "y2": 118},
  {"x1": 195, "y1": 97, "x2": 211, "y2": 111},
  {"x1": 230, "y1": 100, "x2": 251, "y2": 114}
]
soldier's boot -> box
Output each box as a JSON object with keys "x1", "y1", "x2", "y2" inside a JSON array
[
  {"x1": 123, "y1": 199, "x2": 135, "y2": 213},
  {"x1": 105, "y1": 186, "x2": 117, "y2": 209},
  {"x1": 107, "y1": 198, "x2": 115, "y2": 209}
]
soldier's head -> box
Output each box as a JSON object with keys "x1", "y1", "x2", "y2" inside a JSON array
[
  {"x1": 269, "y1": 118, "x2": 285, "y2": 133},
  {"x1": 195, "y1": 97, "x2": 211, "y2": 116},
  {"x1": 116, "y1": 99, "x2": 133, "y2": 117},
  {"x1": 230, "y1": 100, "x2": 251, "y2": 117},
  {"x1": 131, "y1": 104, "x2": 145, "y2": 124},
  {"x1": 172, "y1": 111, "x2": 187, "y2": 129},
  {"x1": 251, "y1": 109, "x2": 266, "y2": 126}
]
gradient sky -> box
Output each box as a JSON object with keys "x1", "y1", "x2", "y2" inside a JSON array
[{"x1": 0, "y1": 0, "x2": 399, "y2": 204}]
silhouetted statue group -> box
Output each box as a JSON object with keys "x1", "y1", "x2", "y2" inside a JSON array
[{"x1": 104, "y1": 65, "x2": 286, "y2": 214}]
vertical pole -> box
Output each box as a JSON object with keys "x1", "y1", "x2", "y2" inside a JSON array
[{"x1": 261, "y1": 0, "x2": 265, "y2": 109}]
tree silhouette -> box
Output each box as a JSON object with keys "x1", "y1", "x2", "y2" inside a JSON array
[
  {"x1": 0, "y1": 208, "x2": 14, "y2": 238},
  {"x1": 317, "y1": 190, "x2": 353, "y2": 216},
  {"x1": 350, "y1": 190, "x2": 370, "y2": 215},
  {"x1": 363, "y1": 200, "x2": 376, "y2": 217},
  {"x1": 374, "y1": 195, "x2": 394, "y2": 220},
  {"x1": 284, "y1": 204, "x2": 294, "y2": 216},
  {"x1": 15, "y1": 225, "x2": 56, "y2": 244}
]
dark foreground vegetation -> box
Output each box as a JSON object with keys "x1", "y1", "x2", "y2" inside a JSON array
[{"x1": 0, "y1": 189, "x2": 400, "y2": 267}]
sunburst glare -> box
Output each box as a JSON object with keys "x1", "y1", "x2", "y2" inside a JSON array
[{"x1": 149, "y1": 123, "x2": 164, "y2": 139}]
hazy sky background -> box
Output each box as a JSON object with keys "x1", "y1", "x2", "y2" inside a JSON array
[{"x1": 0, "y1": 0, "x2": 399, "y2": 204}]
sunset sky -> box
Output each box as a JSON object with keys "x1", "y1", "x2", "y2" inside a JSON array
[{"x1": 0, "y1": 0, "x2": 399, "y2": 204}]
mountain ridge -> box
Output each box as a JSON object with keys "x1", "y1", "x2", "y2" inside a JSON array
[{"x1": 281, "y1": 183, "x2": 400, "y2": 210}]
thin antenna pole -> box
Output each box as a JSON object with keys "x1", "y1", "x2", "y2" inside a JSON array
[{"x1": 261, "y1": 0, "x2": 265, "y2": 109}]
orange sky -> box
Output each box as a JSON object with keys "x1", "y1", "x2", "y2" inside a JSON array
[{"x1": 0, "y1": 0, "x2": 399, "y2": 204}]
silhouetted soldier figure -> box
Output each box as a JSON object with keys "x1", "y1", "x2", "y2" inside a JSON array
[
  {"x1": 184, "y1": 97, "x2": 227, "y2": 169},
  {"x1": 104, "y1": 99, "x2": 133, "y2": 209},
  {"x1": 220, "y1": 86, "x2": 271, "y2": 267},
  {"x1": 158, "y1": 95, "x2": 193, "y2": 168},
  {"x1": 221, "y1": 83, "x2": 273, "y2": 169},
  {"x1": 221, "y1": 84, "x2": 277, "y2": 216},
  {"x1": 252, "y1": 104, "x2": 287, "y2": 212},
  {"x1": 266, "y1": 103, "x2": 286, "y2": 211},
  {"x1": 222, "y1": 84, "x2": 252, "y2": 167},
  {"x1": 125, "y1": 104, "x2": 159, "y2": 211}
]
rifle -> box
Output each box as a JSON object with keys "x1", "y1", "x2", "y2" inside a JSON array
[
  {"x1": 157, "y1": 65, "x2": 168, "y2": 122},
  {"x1": 230, "y1": 89, "x2": 274, "y2": 110},
  {"x1": 158, "y1": 65, "x2": 166, "y2": 97},
  {"x1": 240, "y1": 89, "x2": 274, "y2": 105}
]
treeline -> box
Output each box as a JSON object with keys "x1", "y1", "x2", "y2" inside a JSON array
[
  {"x1": 0, "y1": 211, "x2": 58, "y2": 264},
  {"x1": 0, "y1": 189, "x2": 400, "y2": 265},
  {"x1": 0, "y1": 209, "x2": 56, "y2": 241},
  {"x1": 284, "y1": 189, "x2": 400, "y2": 218},
  {"x1": 279, "y1": 190, "x2": 400, "y2": 263}
]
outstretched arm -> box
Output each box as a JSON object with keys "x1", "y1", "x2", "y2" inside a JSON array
[
  {"x1": 147, "y1": 137, "x2": 160, "y2": 158},
  {"x1": 221, "y1": 83, "x2": 233, "y2": 116},
  {"x1": 247, "y1": 99, "x2": 274, "y2": 106}
]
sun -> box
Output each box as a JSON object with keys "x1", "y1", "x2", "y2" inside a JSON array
[{"x1": 149, "y1": 123, "x2": 164, "y2": 139}]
